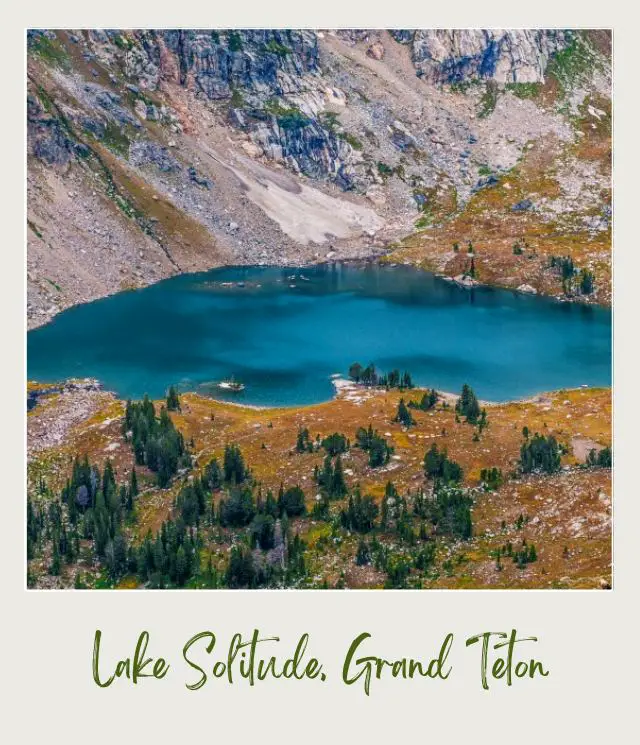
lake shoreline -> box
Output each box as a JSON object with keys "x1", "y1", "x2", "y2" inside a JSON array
[
  {"x1": 27, "y1": 375, "x2": 611, "y2": 416},
  {"x1": 28, "y1": 256, "x2": 612, "y2": 333}
]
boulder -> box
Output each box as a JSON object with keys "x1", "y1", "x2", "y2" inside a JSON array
[
  {"x1": 366, "y1": 41, "x2": 385, "y2": 60},
  {"x1": 517, "y1": 284, "x2": 538, "y2": 294}
]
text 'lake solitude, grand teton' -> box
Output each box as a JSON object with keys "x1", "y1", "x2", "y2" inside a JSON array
[{"x1": 27, "y1": 264, "x2": 611, "y2": 406}]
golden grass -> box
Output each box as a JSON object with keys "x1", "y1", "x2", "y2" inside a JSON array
[{"x1": 27, "y1": 383, "x2": 611, "y2": 588}]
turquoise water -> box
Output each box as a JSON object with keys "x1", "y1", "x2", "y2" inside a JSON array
[{"x1": 27, "y1": 264, "x2": 611, "y2": 406}]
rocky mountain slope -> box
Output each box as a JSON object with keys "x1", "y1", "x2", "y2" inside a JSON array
[{"x1": 27, "y1": 29, "x2": 611, "y2": 327}]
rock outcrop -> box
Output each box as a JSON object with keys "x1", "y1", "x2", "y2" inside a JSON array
[{"x1": 407, "y1": 29, "x2": 570, "y2": 84}]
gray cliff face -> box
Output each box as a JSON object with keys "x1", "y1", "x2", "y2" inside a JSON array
[
  {"x1": 112, "y1": 29, "x2": 320, "y2": 98},
  {"x1": 27, "y1": 94, "x2": 76, "y2": 165},
  {"x1": 26, "y1": 29, "x2": 580, "y2": 191},
  {"x1": 80, "y1": 29, "x2": 574, "y2": 188},
  {"x1": 86, "y1": 29, "x2": 353, "y2": 186},
  {"x1": 396, "y1": 29, "x2": 570, "y2": 84}
]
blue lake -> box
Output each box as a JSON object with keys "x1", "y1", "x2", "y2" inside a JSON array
[{"x1": 27, "y1": 264, "x2": 612, "y2": 406}]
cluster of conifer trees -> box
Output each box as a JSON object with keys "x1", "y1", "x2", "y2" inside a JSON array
[
  {"x1": 348, "y1": 362, "x2": 413, "y2": 389},
  {"x1": 355, "y1": 424, "x2": 394, "y2": 467},
  {"x1": 27, "y1": 455, "x2": 140, "y2": 585},
  {"x1": 300, "y1": 424, "x2": 394, "y2": 470},
  {"x1": 455, "y1": 383, "x2": 487, "y2": 429},
  {"x1": 408, "y1": 389, "x2": 439, "y2": 411},
  {"x1": 394, "y1": 398, "x2": 416, "y2": 427},
  {"x1": 493, "y1": 539, "x2": 538, "y2": 571},
  {"x1": 586, "y1": 446, "x2": 612, "y2": 468},
  {"x1": 348, "y1": 478, "x2": 473, "y2": 587},
  {"x1": 295, "y1": 429, "x2": 350, "y2": 456},
  {"x1": 480, "y1": 466, "x2": 504, "y2": 490},
  {"x1": 28, "y1": 442, "x2": 311, "y2": 589},
  {"x1": 519, "y1": 432, "x2": 562, "y2": 474},
  {"x1": 550, "y1": 255, "x2": 595, "y2": 296},
  {"x1": 423, "y1": 443, "x2": 463, "y2": 484},
  {"x1": 123, "y1": 395, "x2": 190, "y2": 487},
  {"x1": 314, "y1": 454, "x2": 347, "y2": 500}
]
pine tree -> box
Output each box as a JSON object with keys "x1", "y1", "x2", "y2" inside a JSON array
[
  {"x1": 580, "y1": 270, "x2": 594, "y2": 295},
  {"x1": 394, "y1": 397, "x2": 415, "y2": 427},
  {"x1": 478, "y1": 408, "x2": 488, "y2": 433},
  {"x1": 296, "y1": 427, "x2": 312, "y2": 453},
  {"x1": 50, "y1": 541, "x2": 61, "y2": 576},
  {"x1": 166, "y1": 385, "x2": 181, "y2": 411},
  {"x1": 348, "y1": 362, "x2": 363, "y2": 382},
  {"x1": 455, "y1": 384, "x2": 481, "y2": 424},
  {"x1": 223, "y1": 444, "x2": 247, "y2": 484},
  {"x1": 321, "y1": 432, "x2": 348, "y2": 456},
  {"x1": 280, "y1": 486, "x2": 306, "y2": 517},
  {"x1": 331, "y1": 456, "x2": 347, "y2": 499},
  {"x1": 355, "y1": 540, "x2": 371, "y2": 566}
]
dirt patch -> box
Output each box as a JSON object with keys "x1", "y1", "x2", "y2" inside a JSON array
[{"x1": 571, "y1": 436, "x2": 604, "y2": 463}]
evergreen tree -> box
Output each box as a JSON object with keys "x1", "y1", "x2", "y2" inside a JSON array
[
  {"x1": 295, "y1": 427, "x2": 313, "y2": 453},
  {"x1": 380, "y1": 481, "x2": 402, "y2": 530},
  {"x1": 251, "y1": 514, "x2": 276, "y2": 550},
  {"x1": 340, "y1": 488, "x2": 379, "y2": 533},
  {"x1": 401, "y1": 371, "x2": 413, "y2": 389},
  {"x1": 264, "y1": 489, "x2": 278, "y2": 518},
  {"x1": 360, "y1": 364, "x2": 378, "y2": 386},
  {"x1": 586, "y1": 446, "x2": 612, "y2": 468},
  {"x1": 355, "y1": 540, "x2": 371, "y2": 566},
  {"x1": 580, "y1": 270, "x2": 594, "y2": 295},
  {"x1": 204, "y1": 457, "x2": 223, "y2": 490},
  {"x1": 520, "y1": 433, "x2": 561, "y2": 474},
  {"x1": 431, "y1": 485, "x2": 473, "y2": 539},
  {"x1": 279, "y1": 486, "x2": 307, "y2": 517},
  {"x1": 219, "y1": 486, "x2": 256, "y2": 527},
  {"x1": 122, "y1": 396, "x2": 188, "y2": 486},
  {"x1": 480, "y1": 467, "x2": 503, "y2": 491},
  {"x1": 456, "y1": 384, "x2": 481, "y2": 424},
  {"x1": 223, "y1": 444, "x2": 248, "y2": 484},
  {"x1": 356, "y1": 425, "x2": 393, "y2": 467},
  {"x1": 348, "y1": 362, "x2": 363, "y2": 382},
  {"x1": 331, "y1": 456, "x2": 347, "y2": 499},
  {"x1": 129, "y1": 468, "x2": 138, "y2": 499},
  {"x1": 226, "y1": 545, "x2": 260, "y2": 589},
  {"x1": 394, "y1": 397, "x2": 415, "y2": 427},
  {"x1": 597, "y1": 446, "x2": 612, "y2": 468},
  {"x1": 321, "y1": 432, "x2": 348, "y2": 456},
  {"x1": 166, "y1": 385, "x2": 181, "y2": 411},
  {"x1": 477, "y1": 408, "x2": 488, "y2": 434},
  {"x1": 423, "y1": 444, "x2": 463, "y2": 483},
  {"x1": 50, "y1": 542, "x2": 61, "y2": 576}
]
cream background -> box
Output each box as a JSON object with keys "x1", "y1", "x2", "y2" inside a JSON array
[{"x1": 3, "y1": 2, "x2": 637, "y2": 741}]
